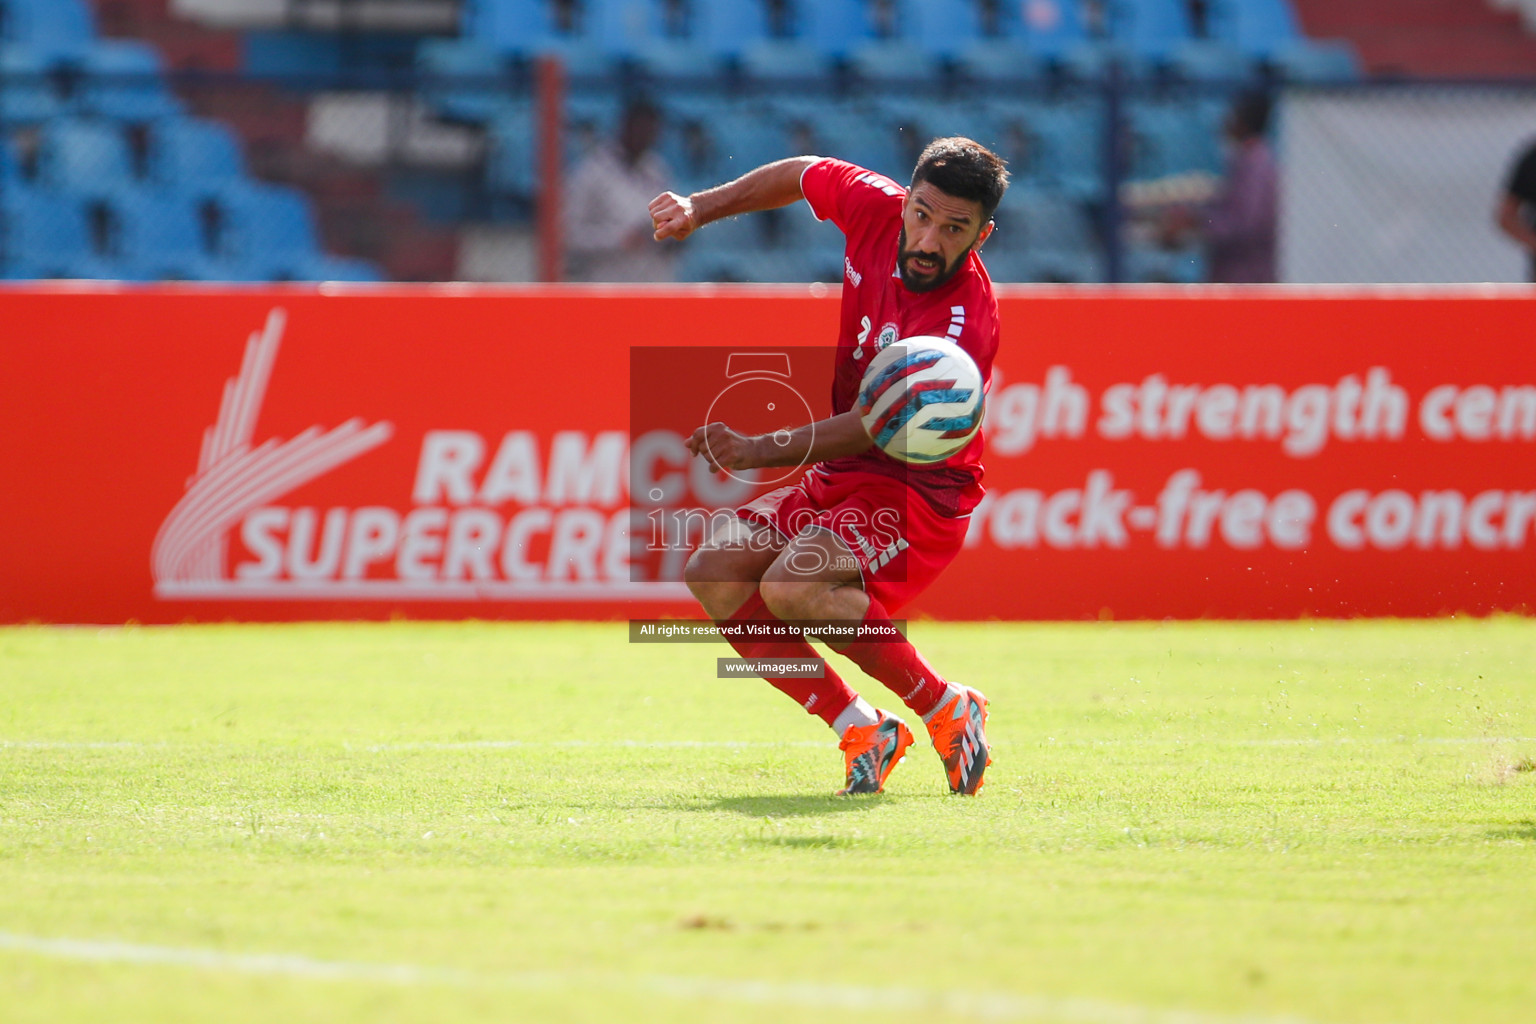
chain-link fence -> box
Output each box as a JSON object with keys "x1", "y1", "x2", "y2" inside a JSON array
[{"x1": 3, "y1": 62, "x2": 1534, "y2": 283}]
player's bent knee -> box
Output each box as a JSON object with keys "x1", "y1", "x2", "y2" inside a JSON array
[
  {"x1": 685, "y1": 543, "x2": 750, "y2": 589},
  {"x1": 758, "y1": 578, "x2": 825, "y2": 622},
  {"x1": 683, "y1": 544, "x2": 763, "y2": 619}
]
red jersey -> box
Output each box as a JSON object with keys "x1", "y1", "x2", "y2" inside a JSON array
[{"x1": 800, "y1": 157, "x2": 1000, "y2": 517}]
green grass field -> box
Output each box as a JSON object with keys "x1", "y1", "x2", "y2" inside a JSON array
[{"x1": 2, "y1": 619, "x2": 1533, "y2": 1024}]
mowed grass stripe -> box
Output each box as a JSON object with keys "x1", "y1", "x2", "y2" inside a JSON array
[
  {"x1": 1, "y1": 619, "x2": 1532, "y2": 1024},
  {"x1": 0, "y1": 930, "x2": 1327, "y2": 1024}
]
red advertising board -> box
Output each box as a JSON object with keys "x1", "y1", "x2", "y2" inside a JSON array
[{"x1": 1, "y1": 284, "x2": 1533, "y2": 623}]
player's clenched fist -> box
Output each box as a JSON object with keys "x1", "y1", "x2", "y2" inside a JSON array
[
  {"x1": 687, "y1": 421, "x2": 759, "y2": 473},
  {"x1": 650, "y1": 191, "x2": 698, "y2": 241}
]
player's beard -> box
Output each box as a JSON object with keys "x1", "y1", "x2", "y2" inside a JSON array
[{"x1": 896, "y1": 227, "x2": 970, "y2": 293}]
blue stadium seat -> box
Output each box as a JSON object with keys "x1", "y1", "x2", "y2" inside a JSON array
[
  {"x1": 1126, "y1": 99, "x2": 1216, "y2": 180},
  {"x1": 102, "y1": 188, "x2": 225, "y2": 280},
  {"x1": 998, "y1": 186, "x2": 1097, "y2": 254},
  {"x1": 625, "y1": 39, "x2": 727, "y2": 77},
  {"x1": 876, "y1": 96, "x2": 990, "y2": 150},
  {"x1": 38, "y1": 118, "x2": 138, "y2": 197},
  {"x1": 215, "y1": 182, "x2": 381, "y2": 282},
  {"x1": 148, "y1": 117, "x2": 246, "y2": 194},
  {"x1": 0, "y1": 184, "x2": 119, "y2": 279},
  {"x1": 676, "y1": 211, "x2": 764, "y2": 282},
  {"x1": 1125, "y1": 244, "x2": 1204, "y2": 283},
  {"x1": 953, "y1": 38, "x2": 1046, "y2": 83},
  {"x1": 1269, "y1": 38, "x2": 1362, "y2": 82},
  {"x1": 861, "y1": 102, "x2": 944, "y2": 177},
  {"x1": 780, "y1": 203, "x2": 847, "y2": 270},
  {"x1": 847, "y1": 38, "x2": 942, "y2": 85},
  {"x1": 1208, "y1": 0, "x2": 1301, "y2": 58},
  {"x1": 464, "y1": 0, "x2": 557, "y2": 57},
  {"x1": 0, "y1": 43, "x2": 64, "y2": 123},
  {"x1": 710, "y1": 106, "x2": 789, "y2": 171},
  {"x1": 1109, "y1": 0, "x2": 1194, "y2": 60},
  {"x1": 0, "y1": 0, "x2": 95, "y2": 60},
  {"x1": 1165, "y1": 38, "x2": 1260, "y2": 84},
  {"x1": 485, "y1": 97, "x2": 536, "y2": 196},
  {"x1": 894, "y1": 0, "x2": 983, "y2": 60},
  {"x1": 760, "y1": 92, "x2": 832, "y2": 125},
  {"x1": 1059, "y1": 40, "x2": 1155, "y2": 81},
  {"x1": 578, "y1": 0, "x2": 665, "y2": 58},
  {"x1": 460, "y1": 1, "x2": 611, "y2": 72},
  {"x1": 564, "y1": 89, "x2": 623, "y2": 136},
  {"x1": 660, "y1": 91, "x2": 743, "y2": 124},
  {"x1": 978, "y1": 100, "x2": 1055, "y2": 190},
  {"x1": 738, "y1": 38, "x2": 834, "y2": 80},
  {"x1": 984, "y1": 247, "x2": 1102, "y2": 284},
  {"x1": 790, "y1": 0, "x2": 874, "y2": 59},
  {"x1": 416, "y1": 38, "x2": 506, "y2": 124},
  {"x1": 485, "y1": 89, "x2": 632, "y2": 200},
  {"x1": 661, "y1": 116, "x2": 727, "y2": 193},
  {"x1": 999, "y1": 0, "x2": 1089, "y2": 59},
  {"x1": 1007, "y1": 98, "x2": 1105, "y2": 199},
  {"x1": 79, "y1": 40, "x2": 182, "y2": 122},
  {"x1": 690, "y1": 0, "x2": 771, "y2": 59},
  {"x1": 783, "y1": 100, "x2": 905, "y2": 179}
]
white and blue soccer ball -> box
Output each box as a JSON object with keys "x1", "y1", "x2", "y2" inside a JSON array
[{"x1": 856, "y1": 336, "x2": 985, "y2": 464}]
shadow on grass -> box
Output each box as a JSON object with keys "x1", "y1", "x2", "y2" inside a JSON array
[
  {"x1": 1486, "y1": 819, "x2": 1536, "y2": 842},
  {"x1": 707, "y1": 793, "x2": 886, "y2": 818}
]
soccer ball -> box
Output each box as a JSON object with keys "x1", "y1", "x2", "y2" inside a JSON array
[{"x1": 856, "y1": 336, "x2": 985, "y2": 464}]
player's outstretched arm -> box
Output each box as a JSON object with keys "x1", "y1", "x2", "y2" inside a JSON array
[
  {"x1": 651, "y1": 156, "x2": 821, "y2": 242},
  {"x1": 687, "y1": 410, "x2": 871, "y2": 473}
]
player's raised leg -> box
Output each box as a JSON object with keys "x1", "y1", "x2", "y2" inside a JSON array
[
  {"x1": 684, "y1": 517, "x2": 875, "y2": 747},
  {"x1": 838, "y1": 589, "x2": 991, "y2": 796},
  {"x1": 757, "y1": 529, "x2": 917, "y2": 795},
  {"x1": 761, "y1": 528, "x2": 990, "y2": 796}
]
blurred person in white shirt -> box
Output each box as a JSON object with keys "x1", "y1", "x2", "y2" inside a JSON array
[{"x1": 563, "y1": 98, "x2": 677, "y2": 282}]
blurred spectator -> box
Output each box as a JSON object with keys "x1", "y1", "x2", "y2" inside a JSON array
[
  {"x1": 893, "y1": 120, "x2": 927, "y2": 174},
  {"x1": 1188, "y1": 0, "x2": 1211, "y2": 37},
  {"x1": 869, "y1": 0, "x2": 899, "y2": 37},
  {"x1": 563, "y1": 97, "x2": 678, "y2": 282},
  {"x1": 7, "y1": 126, "x2": 42, "y2": 180},
  {"x1": 677, "y1": 119, "x2": 719, "y2": 182},
  {"x1": 978, "y1": 0, "x2": 1004, "y2": 36},
  {"x1": 786, "y1": 119, "x2": 826, "y2": 161},
  {"x1": 995, "y1": 118, "x2": 1037, "y2": 180},
  {"x1": 659, "y1": 0, "x2": 688, "y2": 36},
  {"x1": 765, "y1": 0, "x2": 794, "y2": 37},
  {"x1": 1496, "y1": 138, "x2": 1536, "y2": 282},
  {"x1": 551, "y1": 0, "x2": 578, "y2": 33},
  {"x1": 1160, "y1": 91, "x2": 1278, "y2": 283}
]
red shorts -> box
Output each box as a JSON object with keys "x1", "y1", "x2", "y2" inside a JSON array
[{"x1": 737, "y1": 467, "x2": 969, "y2": 614}]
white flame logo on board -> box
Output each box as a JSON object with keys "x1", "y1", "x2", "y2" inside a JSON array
[{"x1": 151, "y1": 309, "x2": 393, "y2": 596}]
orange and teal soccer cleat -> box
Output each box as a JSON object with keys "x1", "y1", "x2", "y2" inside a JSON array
[
  {"x1": 837, "y1": 712, "x2": 915, "y2": 795},
  {"x1": 923, "y1": 684, "x2": 991, "y2": 795}
]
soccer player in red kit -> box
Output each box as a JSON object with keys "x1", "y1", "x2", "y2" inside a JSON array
[{"x1": 649, "y1": 138, "x2": 1008, "y2": 795}]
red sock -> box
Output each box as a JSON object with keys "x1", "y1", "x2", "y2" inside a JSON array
[
  {"x1": 719, "y1": 590, "x2": 857, "y2": 727},
  {"x1": 836, "y1": 595, "x2": 949, "y2": 719}
]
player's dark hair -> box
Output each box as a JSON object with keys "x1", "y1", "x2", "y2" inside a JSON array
[
  {"x1": 1229, "y1": 91, "x2": 1271, "y2": 138},
  {"x1": 622, "y1": 95, "x2": 662, "y2": 125},
  {"x1": 910, "y1": 137, "x2": 1010, "y2": 223}
]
